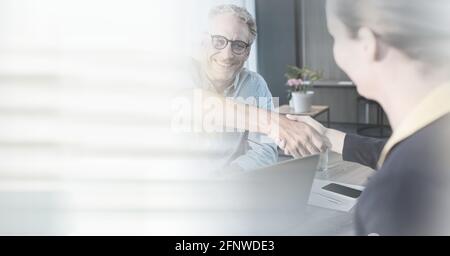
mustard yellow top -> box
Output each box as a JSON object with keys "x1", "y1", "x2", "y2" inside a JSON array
[{"x1": 377, "y1": 83, "x2": 450, "y2": 168}]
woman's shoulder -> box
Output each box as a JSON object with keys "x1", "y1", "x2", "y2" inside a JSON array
[{"x1": 385, "y1": 114, "x2": 450, "y2": 175}]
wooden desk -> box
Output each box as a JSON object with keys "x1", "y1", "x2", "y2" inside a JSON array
[
  {"x1": 279, "y1": 152, "x2": 375, "y2": 235},
  {"x1": 0, "y1": 152, "x2": 374, "y2": 235},
  {"x1": 276, "y1": 105, "x2": 331, "y2": 127}
]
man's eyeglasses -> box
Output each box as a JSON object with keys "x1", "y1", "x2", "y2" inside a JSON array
[{"x1": 210, "y1": 35, "x2": 250, "y2": 55}]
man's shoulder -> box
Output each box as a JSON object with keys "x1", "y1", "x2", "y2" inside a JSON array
[
  {"x1": 239, "y1": 68, "x2": 270, "y2": 93},
  {"x1": 240, "y1": 68, "x2": 266, "y2": 84}
]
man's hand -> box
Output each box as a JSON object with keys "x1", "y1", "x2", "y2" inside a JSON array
[
  {"x1": 286, "y1": 114, "x2": 346, "y2": 155},
  {"x1": 268, "y1": 114, "x2": 330, "y2": 158},
  {"x1": 286, "y1": 114, "x2": 328, "y2": 136}
]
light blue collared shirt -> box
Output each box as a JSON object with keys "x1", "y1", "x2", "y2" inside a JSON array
[{"x1": 191, "y1": 60, "x2": 278, "y2": 171}]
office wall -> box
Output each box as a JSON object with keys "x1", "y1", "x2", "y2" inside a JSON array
[
  {"x1": 302, "y1": 0, "x2": 349, "y2": 81},
  {"x1": 256, "y1": 0, "x2": 363, "y2": 123},
  {"x1": 255, "y1": 0, "x2": 298, "y2": 106}
]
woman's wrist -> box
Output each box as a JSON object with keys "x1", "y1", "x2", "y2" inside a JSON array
[{"x1": 324, "y1": 128, "x2": 346, "y2": 154}]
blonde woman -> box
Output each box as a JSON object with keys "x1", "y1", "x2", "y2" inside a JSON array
[{"x1": 284, "y1": 0, "x2": 450, "y2": 235}]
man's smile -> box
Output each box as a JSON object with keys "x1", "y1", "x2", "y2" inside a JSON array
[{"x1": 213, "y1": 59, "x2": 235, "y2": 69}]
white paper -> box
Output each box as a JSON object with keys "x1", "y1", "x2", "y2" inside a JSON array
[{"x1": 308, "y1": 179, "x2": 364, "y2": 212}]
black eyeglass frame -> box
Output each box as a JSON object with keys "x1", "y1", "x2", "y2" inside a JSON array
[{"x1": 209, "y1": 34, "x2": 250, "y2": 55}]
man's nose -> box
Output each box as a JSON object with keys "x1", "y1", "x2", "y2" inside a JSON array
[{"x1": 219, "y1": 43, "x2": 234, "y2": 59}]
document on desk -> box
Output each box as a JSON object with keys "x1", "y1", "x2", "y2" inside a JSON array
[{"x1": 308, "y1": 179, "x2": 364, "y2": 212}]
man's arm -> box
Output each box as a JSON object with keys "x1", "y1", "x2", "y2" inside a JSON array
[
  {"x1": 230, "y1": 83, "x2": 278, "y2": 171},
  {"x1": 187, "y1": 88, "x2": 328, "y2": 158}
]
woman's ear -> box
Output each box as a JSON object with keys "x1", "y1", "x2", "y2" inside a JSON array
[
  {"x1": 357, "y1": 27, "x2": 378, "y2": 62},
  {"x1": 357, "y1": 27, "x2": 388, "y2": 62}
]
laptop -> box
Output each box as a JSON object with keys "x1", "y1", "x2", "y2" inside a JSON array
[
  {"x1": 203, "y1": 154, "x2": 320, "y2": 234},
  {"x1": 232, "y1": 154, "x2": 319, "y2": 211},
  {"x1": 147, "y1": 155, "x2": 320, "y2": 235}
]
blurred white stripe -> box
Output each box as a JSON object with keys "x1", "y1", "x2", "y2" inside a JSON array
[{"x1": 0, "y1": 0, "x2": 251, "y2": 235}]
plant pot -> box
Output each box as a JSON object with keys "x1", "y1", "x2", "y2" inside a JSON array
[
  {"x1": 289, "y1": 98, "x2": 294, "y2": 108},
  {"x1": 291, "y1": 91, "x2": 314, "y2": 113}
]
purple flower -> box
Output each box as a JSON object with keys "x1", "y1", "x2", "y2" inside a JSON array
[
  {"x1": 287, "y1": 79, "x2": 294, "y2": 87},
  {"x1": 287, "y1": 78, "x2": 303, "y2": 87}
]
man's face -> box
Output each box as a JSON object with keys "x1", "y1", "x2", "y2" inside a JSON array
[{"x1": 204, "y1": 13, "x2": 251, "y2": 83}]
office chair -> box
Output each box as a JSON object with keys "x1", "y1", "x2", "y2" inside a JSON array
[{"x1": 356, "y1": 96, "x2": 392, "y2": 138}]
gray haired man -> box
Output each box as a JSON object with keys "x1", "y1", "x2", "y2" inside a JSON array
[{"x1": 191, "y1": 4, "x2": 278, "y2": 171}]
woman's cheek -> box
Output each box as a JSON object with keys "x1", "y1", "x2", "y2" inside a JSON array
[{"x1": 334, "y1": 43, "x2": 349, "y2": 72}]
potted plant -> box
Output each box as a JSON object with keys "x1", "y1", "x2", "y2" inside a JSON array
[{"x1": 285, "y1": 65, "x2": 323, "y2": 113}]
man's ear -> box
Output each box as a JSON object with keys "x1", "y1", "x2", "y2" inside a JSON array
[
  {"x1": 244, "y1": 46, "x2": 251, "y2": 59},
  {"x1": 244, "y1": 49, "x2": 250, "y2": 59},
  {"x1": 357, "y1": 27, "x2": 387, "y2": 62}
]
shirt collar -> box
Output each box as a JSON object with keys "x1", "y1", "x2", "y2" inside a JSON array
[
  {"x1": 199, "y1": 65, "x2": 243, "y2": 95},
  {"x1": 213, "y1": 70, "x2": 242, "y2": 95},
  {"x1": 377, "y1": 83, "x2": 450, "y2": 168},
  {"x1": 228, "y1": 69, "x2": 242, "y2": 91}
]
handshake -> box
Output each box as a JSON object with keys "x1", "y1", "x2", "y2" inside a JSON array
[
  {"x1": 176, "y1": 89, "x2": 345, "y2": 159},
  {"x1": 265, "y1": 114, "x2": 345, "y2": 159}
]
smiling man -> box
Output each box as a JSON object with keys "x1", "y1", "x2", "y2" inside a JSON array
[{"x1": 190, "y1": 4, "x2": 278, "y2": 171}]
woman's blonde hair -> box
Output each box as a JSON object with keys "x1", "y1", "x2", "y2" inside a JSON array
[{"x1": 329, "y1": 0, "x2": 450, "y2": 67}]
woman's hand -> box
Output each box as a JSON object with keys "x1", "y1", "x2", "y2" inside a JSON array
[{"x1": 268, "y1": 114, "x2": 330, "y2": 158}]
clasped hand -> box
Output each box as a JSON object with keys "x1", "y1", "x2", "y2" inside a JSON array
[{"x1": 268, "y1": 114, "x2": 330, "y2": 158}]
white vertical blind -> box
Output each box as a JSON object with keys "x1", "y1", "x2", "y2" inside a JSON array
[
  {"x1": 0, "y1": 0, "x2": 243, "y2": 235},
  {"x1": 0, "y1": 0, "x2": 192, "y2": 181}
]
